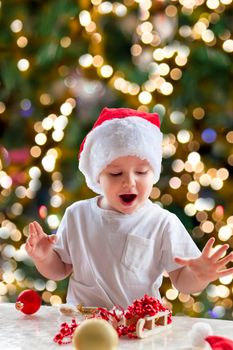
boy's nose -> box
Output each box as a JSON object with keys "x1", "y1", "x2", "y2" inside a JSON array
[{"x1": 122, "y1": 174, "x2": 136, "y2": 188}]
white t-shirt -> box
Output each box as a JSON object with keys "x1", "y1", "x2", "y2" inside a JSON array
[{"x1": 54, "y1": 197, "x2": 201, "y2": 309}]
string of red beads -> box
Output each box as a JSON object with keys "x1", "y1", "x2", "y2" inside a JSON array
[
  {"x1": 53, "y1": 295, "x2": 172, "y2": 344},
  {"x1": 54, "y1": 319, "x2": 78, "y2": 345}
]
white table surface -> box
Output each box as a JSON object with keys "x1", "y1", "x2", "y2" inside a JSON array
[{"x1": 0, "y1": 303, "x2": 232, "y2": 349}]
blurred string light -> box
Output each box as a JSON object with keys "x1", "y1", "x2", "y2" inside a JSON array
[
  {"x1": 10, "y1": 19, "x2": 23, "y2": 33},
  {"x1": 17, "y1": 59, "x2": 30, "y2": 72},
  {"x1": 6, "y1": 0, "x2": 233, "y2": 106},
  {"x1": 77, "y1": 3, "x2": 192, "y2": 101},
  {"x1": 1, "y1": 97, "x2": 76, "y2": 301},
  {"x1": 202, "y1": 128, "x2": 217, "y2": 143}
]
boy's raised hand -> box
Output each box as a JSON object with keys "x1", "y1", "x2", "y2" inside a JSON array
[
  {"x1": 174, "y1": 237, "x2": 233, "y2": 284},
  {"x1": 25, "y1": 221, "x2": 57, "y2": 262}
]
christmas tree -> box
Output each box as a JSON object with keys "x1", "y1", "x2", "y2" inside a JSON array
[{"x1": 0, "y1": 0, "x2": 233, "y2": 319}]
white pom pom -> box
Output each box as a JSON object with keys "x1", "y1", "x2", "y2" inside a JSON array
[{"x1": 188, "y1": 322, "x2": 213, "y2": 348}]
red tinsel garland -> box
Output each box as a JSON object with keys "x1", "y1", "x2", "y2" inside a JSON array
[{"x1": 53, "y1": 294, "x2": 172, "y2": 345}]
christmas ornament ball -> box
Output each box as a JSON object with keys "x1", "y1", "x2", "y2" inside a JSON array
[
  {"x1": 15, "y1": 289, "x2": 41, "y2": 315},
  {"x1": 72, "y1": 318, "x2": 118, "y2": 350}
]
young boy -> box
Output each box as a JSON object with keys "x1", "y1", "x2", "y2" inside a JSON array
[{"x1": 26, "y1": 107, "x2": 233, "y2": 309}]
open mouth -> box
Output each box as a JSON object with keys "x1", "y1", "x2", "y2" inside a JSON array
[{"x1": 119, "y1": 194, "x2": 137, "y2": 205}]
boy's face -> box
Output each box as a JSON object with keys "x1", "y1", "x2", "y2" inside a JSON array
[{"x1": 98, "y1": 156, "x2": 154, "y2": 214}]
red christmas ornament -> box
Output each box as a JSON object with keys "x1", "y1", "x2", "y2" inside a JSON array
[{"x1": 15, "y1": 289, "x2": 41, "y2": 315}]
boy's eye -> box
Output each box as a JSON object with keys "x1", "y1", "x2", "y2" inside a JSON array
[
  {"x1": 109, "y1": 172, "x2": 122, "y2": 176},
  {"x1": 136, "y1": 171, "x2": 148, "y2": 175}
]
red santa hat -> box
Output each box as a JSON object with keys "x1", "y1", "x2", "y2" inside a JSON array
[
  {"x1": 78, "y1": 107, "x2": 163, "y2": 194},
  {"x1": 189, "y1": 322, "x2": 233, "y2": 350}
]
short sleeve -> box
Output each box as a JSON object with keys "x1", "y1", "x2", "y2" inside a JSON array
[
  {"x1": 53, "y1": 209, "x2": 72, "y2": 265},
  {"x1": 161, "y1": 212, "x2": 201, "y2": 273}
]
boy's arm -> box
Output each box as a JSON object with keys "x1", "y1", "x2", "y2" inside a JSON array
[
  {"x1": 168, "y1": 237, "x2": 233, "y2": 294},
  {"x1": 26, "y1": 221, "x2": 73, "y2": 281},
  {"x1": 33, "y1": 250, "x2": 73, "y2": 281}
]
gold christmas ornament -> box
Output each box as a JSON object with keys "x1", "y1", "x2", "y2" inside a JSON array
[{"x1": 72, "y1": 318, "x2": 118, "y2": 350}]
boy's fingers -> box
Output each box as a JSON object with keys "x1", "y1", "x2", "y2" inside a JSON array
[
  {"x1": 48, "y1": 234, "x2": 57, "y2": 243},
  {"x1": 29, "y1": 222, "x2": 36, "y2": 235},
  {"x1": 25, "y1": 241, "x2": 33, "y2": 254},
  {"x1": 28, "y1": 224, "x2": 37, "y2": 244},
  {"x1": 28, "y1": 222, "x2": 46, "y2": 246},
  {"x1": 217, "y1": 267, "x2": 233, "y2": 278},
  {"x1": 202, "y1": 237, "x2": 215, "y2": 258},
  {"x1": 174, "y1": 257, "x2": 191, "y2": 266},
  {"x1": 33, "y1": 221, "x2": 45, "y2": 236},
  {"x1": 27, "y1": 235, "x2": 34, "y2": 244},
  {"x1": 217, "y1": 252, "x2": 233, "y2": 268},
  {"x1": 211, "y1": 244, "x2": 229, "y2": 261},
  {"x1": 29, "y1": 222, "x2": 41, "y2": 239}
]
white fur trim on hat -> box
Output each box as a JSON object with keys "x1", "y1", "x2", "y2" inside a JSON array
[
  {"x1": 79, "y1": 116, "x2": 163, "y2": 194},
  {"x1": 189, "y1": 322, "x2": 213, "y2": 348}
]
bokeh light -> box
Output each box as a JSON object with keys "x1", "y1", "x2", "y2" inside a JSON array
[{"x1": 0, "y1": 0, "x2": 233, "y2": 319}]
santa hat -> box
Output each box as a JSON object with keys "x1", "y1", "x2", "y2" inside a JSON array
[
  {"x1": 189, "y1": 322, "x2": 233, "y2": 350},
  {"x1": 78, "y1": 107, "x2": 163, "y2": 194}
]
